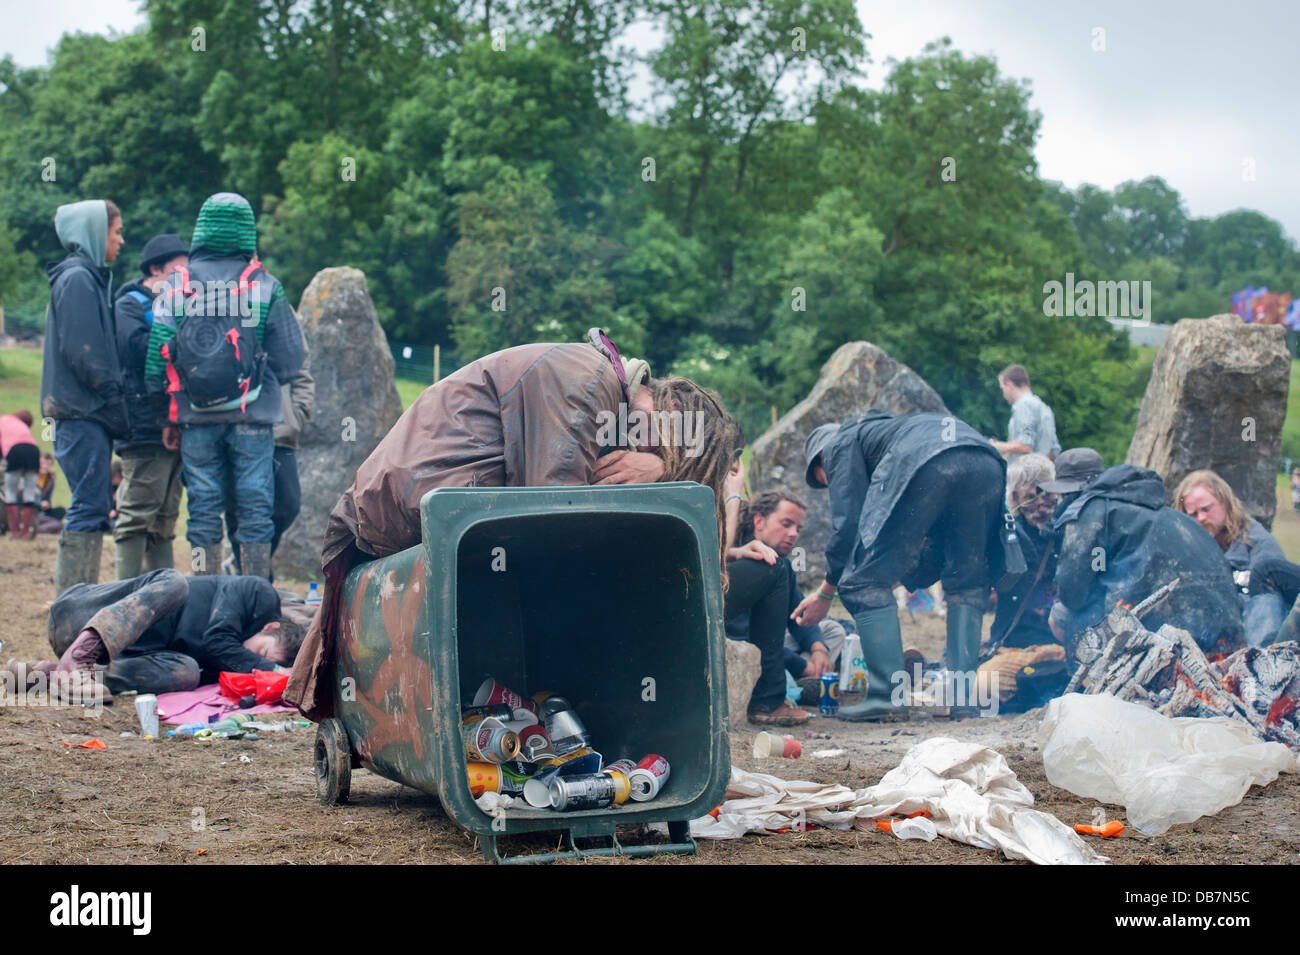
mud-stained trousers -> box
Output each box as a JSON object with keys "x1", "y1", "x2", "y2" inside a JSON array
[
  {"x1": 836, "y1": 447, "x2": 1005, "y2": 616},
  {"x1": 49, "y1": 569, "x2": 199, "y2": 695}
]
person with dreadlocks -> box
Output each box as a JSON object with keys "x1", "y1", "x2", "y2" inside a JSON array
[
  {"x1": 285, "y1": 329, "x2": 741, "y2": 721},
  {"x1": 145, "y1": 193, "x2": 305, "y2": 581}
]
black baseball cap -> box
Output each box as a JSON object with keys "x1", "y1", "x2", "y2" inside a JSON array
[
  {"x1": 139, "y1": 234, "x2": 187, "y2": 275},
  {"x1": 1038, "y1": 448, "x2": 1105, "y2": 494}
]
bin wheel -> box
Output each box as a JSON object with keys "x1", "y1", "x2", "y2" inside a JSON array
[{"x1": 315, "y1": 718, "x2": 352, "y2": 805}]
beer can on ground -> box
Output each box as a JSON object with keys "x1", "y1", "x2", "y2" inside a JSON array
[
  {"x1": 628, "y1": 754, "x2": 670, "y2": 802},
  {"x1": 462, "y1": 718, "x2": 520, "y2": 764},
  {"x1": 550, "y1": 773, "x2": 617, "y2": 811},
  {"x1": 605, "y1": 769, "x2": 632, "y2": 805},
  {"x1": 819, "y1": 673, "x2": 839, "y2": 716}
]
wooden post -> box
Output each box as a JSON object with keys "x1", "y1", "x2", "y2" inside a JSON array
[
  {"x1": 771, "y1": 405, "x2": 777, "y2": 427},
  {"x1": 434, "y1": 344, "x2": 440, "y2": 383}
]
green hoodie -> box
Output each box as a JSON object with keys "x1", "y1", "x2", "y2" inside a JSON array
[
  {"x1": 54, "y1": 200, "x2": 109, "y2": 268},
  {"x1": 190, "y1": 192, "x2": 258, "y2": 259}
]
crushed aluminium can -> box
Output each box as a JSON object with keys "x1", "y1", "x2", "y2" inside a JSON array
[
  {"x1": 541, "y1": 700, "x2": 591, "y2": 755},
  {"x1": 628, "y1": 754, "x2": 670, "y2": 802},
  {"x1": 550, "y1": 773, "x2": 617, "y2": 811}
]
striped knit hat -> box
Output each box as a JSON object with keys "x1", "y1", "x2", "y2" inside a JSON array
[{"x1": 190, "y1": 192, "x2": 257, "y2": 258}]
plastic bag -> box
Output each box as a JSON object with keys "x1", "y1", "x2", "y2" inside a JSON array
[
  {"x1": 1039, "y1": 693, "x2": 1297, "y2": 835},
  {"x1": 218, "y1": 669, "x2": 289, "y2": 705}
]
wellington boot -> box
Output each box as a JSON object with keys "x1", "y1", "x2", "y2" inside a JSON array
[
  {"x1": 142, "y1": 536, "x2": 175, "y2": 571},
  {"x1": 838, "y1": 606, "x2": 909, "y2": 722},
  {"x1": 5, "y1": 504, "x2": 18, "y2": 537},
  {"x1": 190, "y1": 542, "x2": 223, "y2": 576},
  {"x1": 21, "y1": 505, "x2": 38, "y2": 540},
  {"x1": 114, "y1": 535, "x2": 148, "y2": 580},
  {"x1": 55, "y1": 530, "x2": 103, "y2": 595},
  {"x1": 238, "y1": 541, "x2": 273, "y2": 581},
  {"x1": 946, "y1": 602, "x2": 984, "y2": 719}
]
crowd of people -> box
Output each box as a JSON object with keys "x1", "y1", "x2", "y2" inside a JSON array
[{"x1": 11, "y1": 193, "x2": 1299, "y2": 728}]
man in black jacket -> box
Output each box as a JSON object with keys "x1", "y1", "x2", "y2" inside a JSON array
[
  {"x1": 41, "y1": 199, "x2": 130, "y2": 594},
  {"x1": 793, "y1": 412, "x2": 1006, "y2": 721},
  {"x1": 113, "y1": 234, "x2": 189, "y2": 579},
  {"x1": 5, "y1": 571, "x2": 305, "y2": 702},
  {"x1": 1047, "y1": 457, "x2": 1245, "y2": 658}
]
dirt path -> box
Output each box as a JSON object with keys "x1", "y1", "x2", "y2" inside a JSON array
[{"x1": 3, "y1": 533, "x2": 1297, "y2": 865}]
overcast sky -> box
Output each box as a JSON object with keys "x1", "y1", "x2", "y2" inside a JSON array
[{"x1": 4, "y1": 0, "x2": 1297, "y2": 242}]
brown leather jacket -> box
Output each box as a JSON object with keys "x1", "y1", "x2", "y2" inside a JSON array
[{"x1": 285, "y1": 341, "x2": 627, "y2": 719}]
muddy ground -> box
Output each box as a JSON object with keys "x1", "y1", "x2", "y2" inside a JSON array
[{"x1": 2, "y1": 532, "x2": 1298, "y2": 866}]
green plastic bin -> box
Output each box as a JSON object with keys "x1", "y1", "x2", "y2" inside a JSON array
[{"x1": 322, "y1": 482, "x2": 731, "y2": 863}]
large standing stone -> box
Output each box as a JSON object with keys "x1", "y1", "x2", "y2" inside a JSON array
[
  {"x1": 274, "y1": 268, "x2": 404, "y2": 579},
  {"x1": 1126, "y1": 314, "x2": 1290, "y2": 529},
  {"x1": 749, "y1": 342, "x2": 949, "y2": 591}
]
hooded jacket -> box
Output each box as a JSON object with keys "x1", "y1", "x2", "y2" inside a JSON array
[
  {"x1": 145, "y1": 193, "x2": 304, "y2": 426},
  {"x1": 113, "y1": 277, "x2": 170, "y2": 450},
  {"x1": 1052, "y1": 465, "x2": 1244, "y2": 654},
  {"x1": 273, "y1": 335, "x2": 314, "y2": 450},
  {"x1": 821, "y1": 411, "x2": 1005, "y2": 589},
  {"x1": 40, "y1": 200, "x2": 129, "y2": 437}
]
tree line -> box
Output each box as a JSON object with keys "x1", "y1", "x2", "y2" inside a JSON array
[{"x1": 1, "y1": 0, "x2": 1297, "y2": 462}]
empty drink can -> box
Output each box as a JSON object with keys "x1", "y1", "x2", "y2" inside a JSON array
[
  {"x1": 819, "y1": 673, "x2": 839, "y2": 716},
  {"x1": 550, "y1": 773, "x2": 617, "y2": 811},
  {"x1": 462, "y1": 718, "x2": 520, "y2": 764},
  {"x1": 542, "y1": 701, "x2": 591, "y2": 755},
  {"x1": 628, "y1": 754, "x2": 670, "y2": 802},
  {"x1": 605, "y1": 769, "x2": 632, "y2": 805},
  {"x1": 604, "y1": 758, "x2": 636, "y2": 777},
  {"x1": 466, "y1": 762, "x2": 502, "y2": 797},
  {"x1": 463, "y1": 703, "x2": 514, "y2": 722}
]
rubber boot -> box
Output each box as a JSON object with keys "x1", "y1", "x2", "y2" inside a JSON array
[
  {"x1": 115, "y1": 535, "x2": 148, "y2": 581},
  {"x1": 143, "y1": 536, "x2": 175, "y2": 571},
  {"x1": 21, "y1": 505, "x2": 38, "y2": 540},
  {"x1": 946, "y1": 602, "x2": 984, "y2": 719},
  {"x1": 838, "y1": 606, "x2": 909, "y2": 722},
  {"x1": 5, "y1": 504, "x2": 18, "y2": 538},
  {"x1": 239, "y1": 541, "x2": 273, "y2": 581},
  {"x1": 55, "y1": 530, "x2": 103, "y2": 596},
  {"x1": 190, "y1": 542, "x2": 223, "y2": 576}
]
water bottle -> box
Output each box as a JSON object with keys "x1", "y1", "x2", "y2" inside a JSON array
[{"x1": 306, "y1": 581, "x2": 322, "y2": 606}]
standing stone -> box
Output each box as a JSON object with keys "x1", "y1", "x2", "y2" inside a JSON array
[
  {"x1": 274, "y1": 268, "x2": 403, "y2": 579},
  {"x1": 725, "y1": 637, "x2": 762, "y2": 724},
  {"x1": 1126, "y1": 314, "x2": 1290, "y2": 529},
  {"x1": 749, "y1": 342, "x2": 949, "y2": 591}
]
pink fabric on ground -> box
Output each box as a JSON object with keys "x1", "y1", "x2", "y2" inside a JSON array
[{"x1": 155, "y1": 684, "x2": 297, "y2": 725}]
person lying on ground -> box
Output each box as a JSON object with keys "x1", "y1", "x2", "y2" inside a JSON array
[
  {"x1": 990, "y1": 453, "x2": 1061, "y2": 650},
  {"x1": 792, "y1": 411, "x2": 1006, "y2": 722},
  {"x1": 1174, "y1": 469, "x2": 1290, "y2": 647},
  {"x1": 1047, "y1": 451, "x2": 1244, "y2": 659},
  {"x1": 722, "y1": 482, "x2": 843, "y2": 726},
  {"x1": 5, "y1": 571, "x2": 306, "y2": 702},
  {"x1": 285, "y1": 329, "x2": 742, "y2": 721}
]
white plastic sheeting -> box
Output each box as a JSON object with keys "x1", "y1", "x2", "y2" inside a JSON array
[
  {"x1": 692, "y1": 737, "x2": 1106, "y2": 865},
  {"x1": 1039, "y1": 693, "x2": 1297, "y2": 835}
]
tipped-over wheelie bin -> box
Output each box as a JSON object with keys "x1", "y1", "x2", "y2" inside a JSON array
[{"x1": 313, "y1": 482, "x2": 731, "y2": 863}]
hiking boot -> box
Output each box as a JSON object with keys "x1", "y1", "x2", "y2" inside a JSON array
[
  {"x1": 238, "y1": 541, "x2": 273, "y2": 580},
  {"x1": 55, "y1": 530, "x2": 103, "y2": 595},
  {"x1": 838, "y1": 606, "x2": 909, "y2": 722},
  {"x1": 946, "y1": 602, "x2": 984, "y2": 719},
  {"x1": 52, "y1": 628, "x2": 112, "y2": 705},
  {"x1": 114, "y1": 534, "x2": 148, "y2": 580},
  {"x1": 748, "y1": 701, "x2": 812, "y2": 727}
]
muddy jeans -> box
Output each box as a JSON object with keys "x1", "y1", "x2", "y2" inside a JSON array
[
  {"x1": 114, "y1": 446, "x2": 184, "y2": 545},
  {"x1": 48, "y1": 569, "x2": 200, "y2": 694}
]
